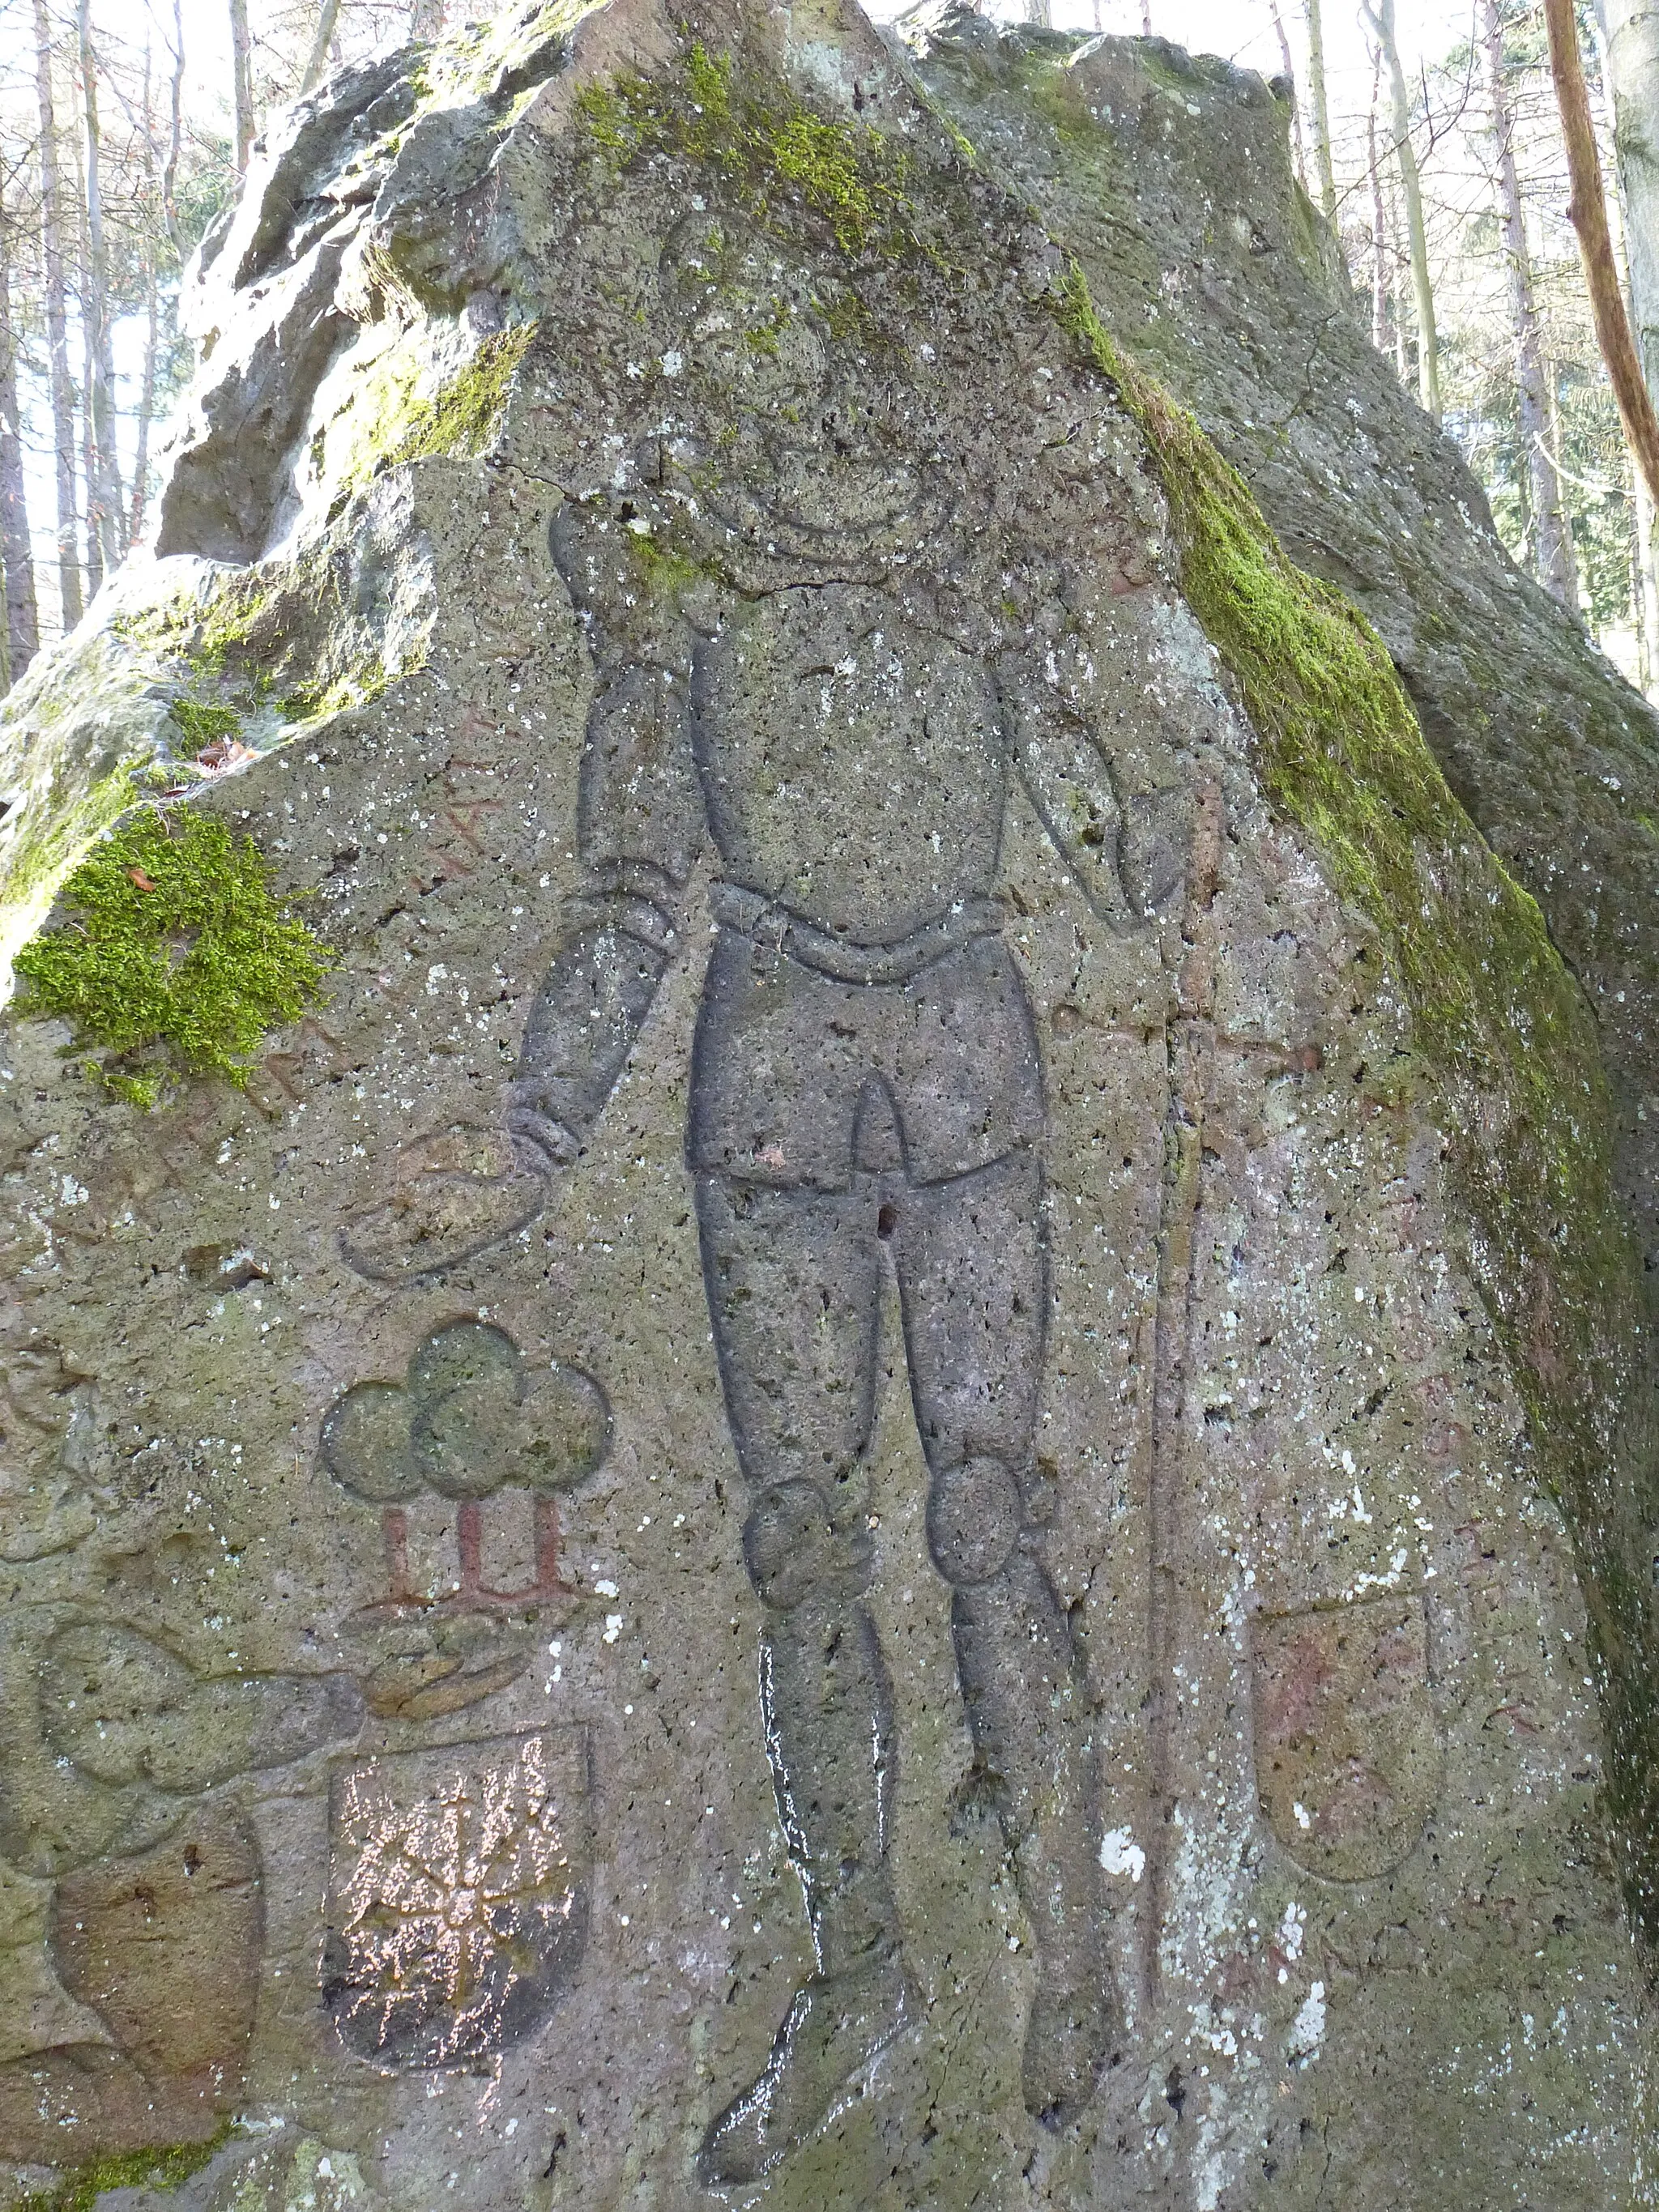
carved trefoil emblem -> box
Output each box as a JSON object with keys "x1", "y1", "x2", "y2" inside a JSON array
[
  {"x1": 322, "y1": 1726, "x2": 591, "y2": 2069},
  {"x1": 1252, "y1": 1592, "x2": 1442, "y2": 1882}
]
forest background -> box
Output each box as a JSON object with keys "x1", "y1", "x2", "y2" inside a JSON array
[{"x1": 0, "y1": 0, "x2": 1656, "y2": 697}]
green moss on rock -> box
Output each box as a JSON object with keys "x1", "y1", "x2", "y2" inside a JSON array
[
  {"x1": 576, "y1": 42, "x2": 931, "y2": 261},
  {"x1": 13, "y1": 807, "x2": 335, "y2": 1105},
  {"x1": 379, "y1": 322, "x2": 538, "y2": 473},
  {"x1": 14, "y1": 2124, "x2": 235, "y2": 2212}
]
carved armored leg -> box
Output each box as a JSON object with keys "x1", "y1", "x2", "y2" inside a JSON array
[
  {"x1": 896, "y1": 1153, "x2": 1118, "y2": 2127},
  {"x1": 695, "y1": 1178, "x2": 916, "y2": 2185}
]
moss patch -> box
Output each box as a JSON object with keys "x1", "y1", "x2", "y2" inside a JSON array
[
  {"x1": 13, "y1": 807, "x2": 335, "y2": 1106},
  {"x1": 6, "y1": 767, "x2": 140, "y2": 907},
  {"x1": 14, "y1": 2125, "x2": 235, "y2": 2212},
  {"x1": 377, "y1": 322, "x2": 537, "y2": 473},
  {"x1": 168, "y1": 697, "x2": 244, "y2": 748},
  {"x1": 576, "y1": 41, "x2": 936, "y2": 262},
  {"x1": 1057, "y1": 260, "x2": 1659, "y2": 1950}
]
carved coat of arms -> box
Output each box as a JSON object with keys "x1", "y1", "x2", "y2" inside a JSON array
[
  {"x1": 322, "y1": 1727, "x2": 591, "y2": 2069},
  {"x1": 1252, "y1": 1593, "x2": 1442, "y2": 1882}
]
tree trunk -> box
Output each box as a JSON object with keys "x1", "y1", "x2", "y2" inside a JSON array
[
  {"x1": 1483, "y1": 0, "x2": 1576, "y2": 603},
  {"x1": 410, "y1": 0, "x2": 446, "y2": 35},
  {"x1": 1362, "y1": 0, "x2": 1442, "y2": 420},
  {"x1": 162, "y1": 0, "x2": 186, "y2": 254},
  {"x1": 1544, "y1": 0, "x2": 1659, "y2": 505},
  {"x1": 131, "y1": 40, "x2": 160, "y2": 545},
  {"x1": 0, "y1": 216, "x2": 40, "y2": 685},
  {"x1": 1601, "y1": 0, "x2": 1659, "y2": 399},
  {"x1": 299, "y1": 0, "x2": 343, "y2": 97},
  {"x1": 33, "y1": 0, "x2": 82, "y2": 633},
  {"x1": 1305, "y1": 0, "x2": 1338, "y2": 219},
  {"x1": 1268, "y1": 0, "x2": 1307, "y2": 191},
  {"x1": 229, "y1": 0, "x2": 254, "y2": 172},
  {"x1": 1367, "y1": 87, "x2": 1391, "y2": 356},
  {"x1": 77, "y1": 0, "x2": 124, "y2": 576}
]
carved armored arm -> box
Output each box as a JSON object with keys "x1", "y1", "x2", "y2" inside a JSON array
[
  {"x1": 1000, "y1": 620, "x2": 1188, "y2": 931},
  {"x1": 508, "y1": 493, "x2": 709, "y2": 1170},
  {"x1": 508, "y1": 871, "x2": 677, "y2": 1170}
]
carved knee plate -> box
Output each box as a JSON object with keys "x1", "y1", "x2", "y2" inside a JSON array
[
  {"x1": 743, "y1": 1481, "x2": 868, "y2": 1611},
  {"x1": 926, "y1": 1455, "x2": 1024, "y2": 1587}
]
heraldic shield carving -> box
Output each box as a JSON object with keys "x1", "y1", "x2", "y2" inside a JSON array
[
  {"x1": 1252, "y1": 1594, "x2": 1442, "y2": 1882},
  {"x1": 322, "y1": 1727, "x2": 591, "y2": 2069}
]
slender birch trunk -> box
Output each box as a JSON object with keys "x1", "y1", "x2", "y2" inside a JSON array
[
  {"x1": 0, "y1": 215, "x2": 40, "y2": 684},
  {"x1": 33, "y1": 0, "x2": 82, "y2": 631},
  {"x1": 1362, "y1": 0, "x2": 1442, "y2": 420},
  {"x1": 299, "y1": 0, "x2": 343, "y2": 97},
  {"x1": 163, "y1": 0, "x2": 186, "y2": 255},
  {"x1": 1268, "y1": 0, "x2": 1308, "y2": 190},
  {"x1": 229, "y1": 0, "x2": 255, "y2": 172},
  {"x1": 131, "y1": 40, "x2": 160, "y2": 544},
  {"x1": 1483, "y1": 0, "x2": 1576, "y2": 603},
  {"x1": 1367, "y1": 57, "x2": 1391, "y2": 355},
  {"x1": 77, "y1": 0, "x2": 124, "y2": 573},
  {"x1": 1306, "y1": 0, "x2": 1339, "y2": 219},
  {"x1": 71, "y1": 125, "x2": 101, "y2": 603}
]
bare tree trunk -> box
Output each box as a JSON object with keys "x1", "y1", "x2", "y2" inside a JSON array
[
  {"x1": 1601, "y1": 0, "x2": 1659, "y2": 399},
  {"x1": 1362, "y1": 0, "x2": 1442, "y2": 420},
  {"x1": 1483, "y1": 0, "x2": 1576, "y2": 603},
  {"x1": 1305, "y1": 0, "x2": 1339, "y2": 219},
  {"x1": 1635, "y1": 476, "x2": 1659, "y2": 689},
  {"x1": 410, "y1": 0, "x2": 445, "y2": 35},
  {"x1": 78, "y1": 205, "x2": 101, "y2": 604},
  {"x1": 77, "y1": 0, "x2": 123, "y2": 574},
  {"x1": 33, "y1": 0, "x2": 82, "y2": 632},
  {"x1": 229, "y1": 0, "x2": 255, "y2": 172},
  {"x1": 299, "y1": 0, "x2": 343, "y2": 97},
  {"x1": 1544, "y1": 0, "x2": 1659, "y2": 505},
  {"x1": 1367, "y1": 79, "x2": 1391, "y2": 354},
  {"x1": 1268, "y1": 0, "x2": 1308, "y2": 190},
  {"x1": 162, "y1": 0, "x2": 186, "y2": 254},
  {"x1": 0, "y1": 215, "x2": 40, "y2": 685},
  {"x1": 131, "y1": 40, "x2": 160, "y2": 544}
]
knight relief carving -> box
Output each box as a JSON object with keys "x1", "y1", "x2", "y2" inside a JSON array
[
  {"x1": 0, "y1": 7, "x2": 1631, "y2": 2206},
  {"x1": 348, "y1": 228, "x2": 1196, "y2": 2182}
]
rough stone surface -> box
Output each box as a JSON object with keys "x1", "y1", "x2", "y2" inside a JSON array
[{"x1": 0, "y1": 1, "x2": 1656, "y2": 2206}]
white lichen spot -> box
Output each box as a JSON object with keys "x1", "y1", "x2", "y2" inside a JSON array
[
  {"x1": 1287, "y1": 1980, "x2": 1327, "y2": 2066},
  {"x1": 1099, "y1": 1826, "x2": 1146, "y2": 1882}
]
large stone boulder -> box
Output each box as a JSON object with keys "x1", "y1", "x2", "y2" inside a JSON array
[{"x1": 2, "y1": 0, "x2": 1657, "y2": 2205}]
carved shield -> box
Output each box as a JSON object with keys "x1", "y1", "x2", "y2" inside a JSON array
[
  {"x1": 322, "y1": 1727, "x2": 590, "y2": 2069},
  {"x1": 1252, "y1": 1593, "x2": 1441, "y2": 1882}
]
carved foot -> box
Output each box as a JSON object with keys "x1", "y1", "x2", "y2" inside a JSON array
[
  {"x1": 1021, "y1": 1967, "x2": 1119, "y2": 2130},
  {"x1": 339, "y1": 1126, "x2": 548, "y2": 1281},
  {"x1": 697, "y1": 1945, "x2": 917, "y2": 2187}
]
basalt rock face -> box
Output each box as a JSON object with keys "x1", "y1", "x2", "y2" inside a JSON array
[{"x1": 1, "y1": 2, "x2": 1657, "y2": 2210}]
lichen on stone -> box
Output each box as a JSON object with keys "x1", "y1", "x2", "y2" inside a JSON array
[{"x1": 12, "y1": 806, "x2": 335, "y2": 1106}]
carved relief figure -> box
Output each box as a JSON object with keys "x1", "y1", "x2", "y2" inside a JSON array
[
  {"x1": 0, "y1": 1622, "x2": 361, "y2": 2164},
  {"x1": 352, "y1": 242, "x2": 1187, "y2": 2181}
]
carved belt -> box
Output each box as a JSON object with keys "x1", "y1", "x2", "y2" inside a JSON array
[{"x1": 710, "y1": 882, "x2": 1005, "y2": 987}]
